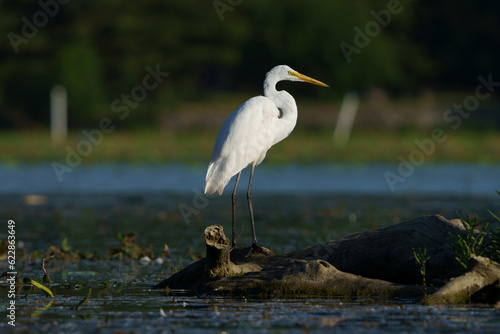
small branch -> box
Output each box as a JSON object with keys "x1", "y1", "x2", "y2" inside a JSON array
[{"x1": 42, "y1": 256, "x2": 54, "y2": 284}]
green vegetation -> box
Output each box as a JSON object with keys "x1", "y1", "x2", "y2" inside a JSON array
[
  {"x1": 413, "y1": 247, "x2": 430, "y2": 287},
  {"x1": 23, "y1": 277, "x2": 54, "y2": 298},
  {"x1": 449, "y1": 194, "x2": 500, "y2": 273},
  {"x1": 450, "y1": 215, "x2": 490, "y2": 271},
  {"x1": 1, "y1": 231, "x2": 169, "y2": 264},
  {"x1": 75, "y1": 288, "x2": 92, "y2": 311},
  {"x1": 1, "y1": 1, "x2": 499, "y2": 129},
  {"x1": 490, "y1": 208, "x2": 500, "y2": 261},
  {"x1": 1, "y1": 128, "x2": 499, "y2": 165},
  {"x1": 112, "y1": 232, "x2": 155, "y2": 261},
  {"x1": 488, "y1": 198, "x2": 500, "y2": 262},
  {"x1": 411, "y1": 194, "x2": 500, "y2": 288}
]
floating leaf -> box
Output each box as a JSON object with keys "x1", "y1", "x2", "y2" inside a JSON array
[
  {"x1": 29, "y1": 279, "x2": 54, "y2": 298},
  {"x1": 61, "y1": 237, "x2": 71, "y2": 252}
]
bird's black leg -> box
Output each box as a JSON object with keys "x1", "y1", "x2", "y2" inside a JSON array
[
  {"x1": 246, "y1": 163, "x2": 270, "y2": 256},
  {"x1": 231, "y1": 171, "x2": 241, "y2": 248},
  {"x1": 247, "y1": 164, "x2": 257, "y2": 245}
]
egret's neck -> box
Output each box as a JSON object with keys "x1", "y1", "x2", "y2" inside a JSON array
[
  {"x1": 263, "y1": 77, "x2": 298, "y2": 118},
  {"x1": 263, "y1": 75, "x2": 279, "y2": 100},
  {"x1": 263, "y1": 75, "x2": 298, "y2": 143}
]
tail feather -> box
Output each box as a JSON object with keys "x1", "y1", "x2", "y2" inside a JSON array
[
  {"x1": 205, "y1": 159, "x2": 228, "y2": 195},
  {"x1": 205, "y1": 155, "x2": 252, "y2": 196},
  {"x1": 204, "y1": 162, "x2": 217, "y2": 195}
]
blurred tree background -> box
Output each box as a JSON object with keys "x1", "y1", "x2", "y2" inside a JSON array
[{"x1": 0, "y1": 0, "x2": 499, "y2": 130}]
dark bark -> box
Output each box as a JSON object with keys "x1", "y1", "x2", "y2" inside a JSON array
[
  {"x1": 290, "y1": 215, "x2": 472, "y2": 284},
  {"x1": 153, "y1": 214, "x2": 498, "y2": 304}
]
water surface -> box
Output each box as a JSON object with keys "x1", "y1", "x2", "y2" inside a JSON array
[
  {"x1": 1, "y1": 163, "x2": 499, "y2": 195},
  {"x1": 1, "y1": 163, "x2": 500, "y2": 333}
]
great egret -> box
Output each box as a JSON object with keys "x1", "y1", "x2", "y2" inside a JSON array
[{"x1": 204, "y1": 65, "x2": 328, "y2": 253}]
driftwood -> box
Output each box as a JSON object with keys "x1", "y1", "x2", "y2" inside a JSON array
[
  {"x1": 290, "y1": 214, "x2": 475, "y2": 284},
  {"x1": 154, "y1": 214, "x2": 500, "y2": 304},
  {"x1": 426, "y1": 255, "x2": 500, "y2": 304}
]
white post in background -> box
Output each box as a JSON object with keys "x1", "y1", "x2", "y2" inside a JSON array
[
  {"x1": 50, "y1": 85, "x2": 67, "y2": 146},
  {"x1": 333, "y1": 92, "x2": 359, "y2": 146}
]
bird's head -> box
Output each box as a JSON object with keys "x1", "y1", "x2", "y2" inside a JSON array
[{"x1": 267, "y1": 65, "x2": 329, "y2": 87}]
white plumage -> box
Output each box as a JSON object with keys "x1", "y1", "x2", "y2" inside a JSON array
[
  {"x1": 205, "y1": 96, "x2": 285, "y2": 195},
  {"x1": 204, "y1": 65, "x2": 328, "y2": 251}
]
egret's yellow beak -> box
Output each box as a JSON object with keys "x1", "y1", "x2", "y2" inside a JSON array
[{"x1": 289, "y1": 71, "x2": 329, "y2": 87}]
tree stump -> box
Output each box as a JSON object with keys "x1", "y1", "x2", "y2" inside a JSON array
[{"x1": 205, "y1": 225, "x2": 230, "y2": 279}]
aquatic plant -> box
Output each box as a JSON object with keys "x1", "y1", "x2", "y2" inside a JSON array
[
  {"x1": 449, "y1": 192, "x2": 500, "y2": 271},
  {"x1": 413, "y1": 246, "x2": 430, "y2": 287},
  {"x1": 488, "y1": 193, "x2": 500, "y2": 262},
  {"x1": 449, "y1": 214, "x2": 489, "y2": 271}
]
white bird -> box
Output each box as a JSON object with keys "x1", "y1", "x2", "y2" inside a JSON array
[{"x1": 204, "y1": 65, "x2": 328, "y2": 253}]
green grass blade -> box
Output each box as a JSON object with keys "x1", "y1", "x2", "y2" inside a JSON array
[
  {"x1": 29, "y1": 279, "x2": 54, "y2": 298},
  {"x1": 75, "y1": 288, "x2": 92, "y2": 311}
]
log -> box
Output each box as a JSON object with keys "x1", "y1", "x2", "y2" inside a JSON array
[
  {"x1": 155, "y1": 258, "x2": 208, "y2": 290},
  {"x1": 290, "y1": 214, "x2": 477, "y2": 284},
  {"x1": 426, "y1": 255, "x2": 500, "y2": 304},
  {"x1": 153, "y1": 214, "x2": 496, "y2": 303},
  {"x1": 201, "y1": 257, "x2": 427, "y2": 299}
]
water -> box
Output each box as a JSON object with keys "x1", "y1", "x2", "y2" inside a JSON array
[
  {"x1": 1, "y1": 163, "x2": 500, "y2": 333},
  {"x1": 4, "y1": 286, "x2": 500, "y2": 333},
  {"x1": 1, "y1": 163, "x2": 499, "y2": 195}
]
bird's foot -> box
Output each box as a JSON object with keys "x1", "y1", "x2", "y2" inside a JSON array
[{"x1": 245, "y1": 242, "x2": 270, "y2": 257}]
